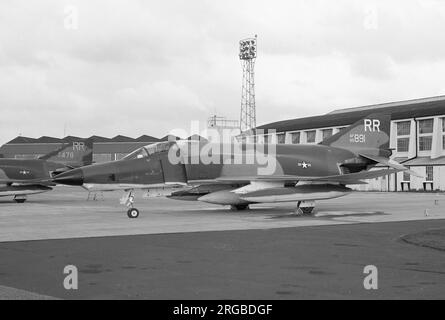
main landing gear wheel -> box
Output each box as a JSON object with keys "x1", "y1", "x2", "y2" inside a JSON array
[
  {"x1": 230, "y1": 204, "x2": 250, "y2": 211},
  {"x1": 14, "y1": 196, "x2": 27, "y2": 204},
  {"x1": 127, "y1": 208, "x2": 140, "y2": 219},
  {"x1": 299, "y1": 207, "x2": 314, "y2": 215},
  {"x1": 296, "y1": 201, "x2": 316, "y2": 216}
]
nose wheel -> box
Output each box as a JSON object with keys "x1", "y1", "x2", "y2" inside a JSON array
[{"x1": 127, "y1": 208, "x2": 140, "y2": 219}]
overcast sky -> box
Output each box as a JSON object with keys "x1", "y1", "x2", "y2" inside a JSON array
[{"x1": 1, "y1": 0, "x2": 445, "y2": 145}]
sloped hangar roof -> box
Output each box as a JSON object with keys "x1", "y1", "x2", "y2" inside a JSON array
[
  {"x1": 135, "y1": 135, "x2": 161, "y2": 142},
  {"x1": 257, "y1": 95, "x2": 445, "y2": 134},
  {"x1": 34, "y1": 136, "x2": 63, "y2": 143},
  {"x1": 6, "y1": 136, "x2": 37, "y2": 144},
  {"x1": 5, "y1": 135, "x2": 161, "y2": 145},
  {"x1": 89, "y1": 135, "x2": 112, "y2": 143},
  {"x1": 110, "y1": 135, "x2": 134, "y2": 142}
]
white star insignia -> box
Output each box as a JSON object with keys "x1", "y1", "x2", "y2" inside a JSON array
[{"x1": 298, "y1": 161, "x2": 311, "y2": 169}]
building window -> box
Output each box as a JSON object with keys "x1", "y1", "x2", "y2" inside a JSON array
[
  {"x1": 397, "y1": 138, "x2": 410, "y2": 152},
  {"x1": 419, "y1": 136, "x2": 433, "y2": 151},
  {"x1": 291, "y1": 132, "x2": 300, "y2": 144},
  {"x1": 306, "y1": 130, "x2": 316, "y2": 143},
  {"x1": 93, "y1": 154, "x2": 112, "y2": 163},
  {"x1": 322, "y1": 129, "x2": 333, "y2": 140},
  {"x1": 14, "y1": 154, "x2": 42, "y2": 159},
  {"x1": 397, "y1": 121, "x2": 411, "y2": 135},
  {"x1": 426, "y1": 166, "x2": 434, "y2": 181},
  {"x1": 418, "y1": 119, "x2": 434, "y2": 152},
  {"x1": 277, "y1": 133, "x2": 285, "y2": 144},
  {"x1": 115, "y1": 153, "x2": 129, "y2": 161},
  {"x1": 442, "y1": 118, "x2": 445, "y2": 150},
  {"x1": 396, "y1": 121, "x2": 411, "y2": 153},
  {"x1": 419, "y1": 119, "x2": 434, "y2": 134},
  {"x1": 403, "y1": 169, "x2": 411, "y2": 182}
]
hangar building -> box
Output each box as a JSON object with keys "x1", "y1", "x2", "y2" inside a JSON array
[
  {"x1": 0, "y1": 135, "x2": 163, "y2": 163},
  {"x1": 246, "y1": 95, "x2": 445, "y2": 192}
]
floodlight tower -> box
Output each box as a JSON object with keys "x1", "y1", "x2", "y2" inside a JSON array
[{"x1": 239, "y1": 35, "x2": 257, "y2": 132}]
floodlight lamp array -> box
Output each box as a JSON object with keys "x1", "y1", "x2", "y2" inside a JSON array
[{"x1": 239, "y1": 38, "x2": 257, "y2": 60}]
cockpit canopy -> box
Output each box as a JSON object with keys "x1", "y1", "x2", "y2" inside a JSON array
[{"x1": 123, "y1": 141, "x2": 177, "y2": 160}]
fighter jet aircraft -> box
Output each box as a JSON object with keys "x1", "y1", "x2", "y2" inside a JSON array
[
  {"x1": 0, "y1": 139, "x2": 93, "y2": 203},
  {"x1": 54, "y1": 113, "x2": 419, "y2": 218}
]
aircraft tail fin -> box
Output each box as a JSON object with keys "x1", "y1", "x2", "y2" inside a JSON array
[
  {"x1": 39, "y1": 138, "x2": 94, "y2": 167},
  {"x1": 320, "y1": 113, "x2": 391, "y2": 157}
]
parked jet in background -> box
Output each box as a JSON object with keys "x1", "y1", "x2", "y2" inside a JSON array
[
  {"x1": 54, "y1": 114, "x2": 420, "y2": 218},
  {"x1": 0, "y1": 139, "x2": 93, "y2": 202}
]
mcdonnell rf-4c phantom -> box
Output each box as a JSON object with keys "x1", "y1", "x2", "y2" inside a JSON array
[
  {"x1": 54, "y1": 113, "x2": 420, "y2": 218},
  {"x1": 0, "y1": 139, "x2": 93, "y2": 203}
]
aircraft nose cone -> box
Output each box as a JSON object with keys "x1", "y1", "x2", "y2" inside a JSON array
[{"x1": 53, "y1": 168, "x2": 84, "y2": 186}]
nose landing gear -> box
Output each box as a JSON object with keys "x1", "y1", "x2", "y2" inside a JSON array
[{"x1": 121, "y1": 190, "x2": 140, "y2": 218}]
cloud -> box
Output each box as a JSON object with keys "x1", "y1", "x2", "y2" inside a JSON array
[
  {"x1": 1, "y1": 0, "x2": 445, "y2": 146},
  {"x1": 349, "y1": 53, "x2": 395, "y2": 79}
]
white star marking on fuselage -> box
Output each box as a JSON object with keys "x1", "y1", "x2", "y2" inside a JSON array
[{"x1": 298, "y1": 161, "x2": 311, "y2": 169}]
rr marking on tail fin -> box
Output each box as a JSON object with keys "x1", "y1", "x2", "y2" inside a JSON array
[
  {"x1": 39, "y1": 138, "x2": 93, "y2": 166},
  {"x1": 364, "y1": 119, "x2": 381, "y2": 132},
  {"x1": 320, "y1": 113, "x2": 391, "y2": 156},
  {"x1": 73, "y1": 142, "x2": 86, "y2": 152}
]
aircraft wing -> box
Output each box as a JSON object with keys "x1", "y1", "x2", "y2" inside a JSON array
[
  {"x1": 309, "y1": 168, "x2": 400, "y2": 184},
  {"x1": 359, "y1": 154, "x2": 424, "y2": 178},
  {"x1": 0, "y1": 178, "x2": 54, "y2": 185},
  {"x1": 216, "y1": 175, "x2": 309, "y2": 183},
  {"x1": 216, "y1": 168, "x2": 400, "y2": 185}
]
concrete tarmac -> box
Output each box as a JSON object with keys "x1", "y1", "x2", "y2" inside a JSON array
[
  {"x1": 0, "y1": 187, "x2": 444, "y2": 242},
  {"x1": 0, "y1": 187, "x2": 444, "y2": 299},
  {"x1": 0, "y1": 220, "x2": 444, "y2": 299}
]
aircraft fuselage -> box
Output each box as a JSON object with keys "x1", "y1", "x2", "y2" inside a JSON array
[{"x1": 54, "y1": 143, "x2": 370, "y2": 188}]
